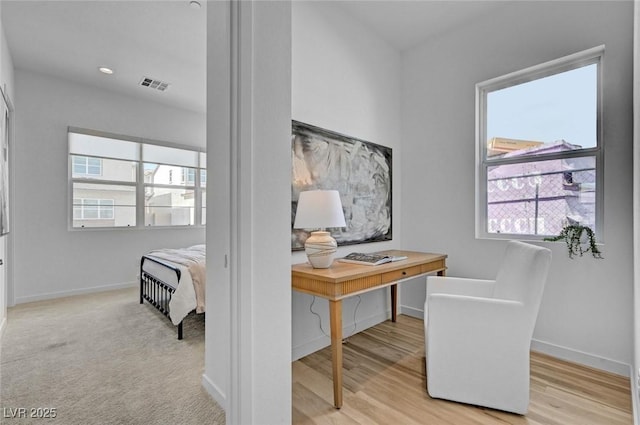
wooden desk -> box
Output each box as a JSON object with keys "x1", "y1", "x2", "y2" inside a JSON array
[{"x1": 291, "y1": 249, "x2": 447, "y2": 408}]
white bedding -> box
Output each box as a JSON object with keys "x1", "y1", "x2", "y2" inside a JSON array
[{"x1": 143, "y1": 244, "x2": 205, "y2": 325}]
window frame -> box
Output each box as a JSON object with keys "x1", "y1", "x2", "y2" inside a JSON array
[
  {"x1": 68, "y1": 127, "x2": 206, "y2": 230},
  {"x1": 475, "y1": 46, "x2": 604, "y2": 242}
]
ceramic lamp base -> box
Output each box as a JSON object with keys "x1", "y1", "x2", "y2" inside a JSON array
[{"x1": 304, "y1": 231, "x2": 337, "y2": 268}]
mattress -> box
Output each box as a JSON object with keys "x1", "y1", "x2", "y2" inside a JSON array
[
  {"x1": 141, "y1": 256, "x2": 185, "y2": 289},
  {"x1": 141, "y1": 255, "x2": 197, "y2": 326}
]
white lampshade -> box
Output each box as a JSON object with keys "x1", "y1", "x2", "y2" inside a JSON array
[
  {"x1": 293, "y1": 190, "x2": 346, "y2": 230},
  {"x1": 294, "y1": 190, "x2": 346, "y2": 268}
]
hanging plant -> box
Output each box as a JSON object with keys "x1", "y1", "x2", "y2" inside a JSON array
[{"x1": 543, "y1": 224, "x2": 603, "y2": 259}]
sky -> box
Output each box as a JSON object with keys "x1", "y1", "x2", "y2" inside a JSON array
[{"x1": 486, "y1": 63, "x2": 597, "y2": 149}]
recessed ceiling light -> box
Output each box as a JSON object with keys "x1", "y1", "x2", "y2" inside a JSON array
[
  {"x1": 99, "y1": 67, "x2": 114, "y2": 75},
  {"x1": 189, "y1": 1, "x2": 201, "y2": 10}
]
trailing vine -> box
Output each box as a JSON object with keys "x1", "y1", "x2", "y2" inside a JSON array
[{"x1": 543, "y1": 224, "x2": 603, "y2": 259}]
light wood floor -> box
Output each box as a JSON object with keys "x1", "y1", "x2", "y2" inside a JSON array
[{"x1": 292, "y1": 315, "x2": 632, "y2": 425}]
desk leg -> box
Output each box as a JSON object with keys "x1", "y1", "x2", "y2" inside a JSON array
[
  {"x1": 390, "y1": 284, "x2": 397, "y2": 322},
  {"x1": 329, "y1": 299, "x2": 343, "y2": 408}
]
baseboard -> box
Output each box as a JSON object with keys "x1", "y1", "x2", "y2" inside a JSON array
[
  {"x1": 292, "y1": 333, "x2": 330, "y2": 362},
  {"x1": 291, "y1": 310, "x2": 389, "y2": 361},
  {"x1": 14, "y1": 281, "x2": 138, "y2": 304},
  {"x1": 202, "y1": 373, "x2": 227, "y2": 412},
  {"x1": 631, "y1": 364, "x2": 639, "y2": 425},
  {"x1": 531, "y1": 339, "x2": 630, "y2": 377},
  {"x1": 400, "y1": 305, "x2": 424, "y2": 319}
]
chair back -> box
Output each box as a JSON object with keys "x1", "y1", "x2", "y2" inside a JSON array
[{"x1": 492, "y1": 240, "x2": 552, "y2": 327}]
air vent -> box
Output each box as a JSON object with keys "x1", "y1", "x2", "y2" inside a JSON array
[{"x1": 139, "y1": 77, "x2": 170, "y2": 92}]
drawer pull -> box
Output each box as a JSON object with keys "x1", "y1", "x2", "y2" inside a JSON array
[{"x1": 381, "y1": 265, "x2": 421, "y2": 283}]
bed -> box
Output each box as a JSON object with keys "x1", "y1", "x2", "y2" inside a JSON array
[{"x1": 139, "y1": 244, "x2": 206, "y2": 339}]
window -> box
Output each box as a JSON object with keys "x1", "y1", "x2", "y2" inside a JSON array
[
  {"x1": 476, "y1": 46, "x2": 603, "y2": 240},
  {"x1": 182, "y1": 168, "x2": 196, "y2": 185},
  {"x1": 73, "y1": 198, "x2": 114, "y2": 220},
  {"x1": 69, "y1": 129, "x2": 206, "y2": 229},
  {"x1": 72, "y1": 156, "x2": 102, "y2": 176}
]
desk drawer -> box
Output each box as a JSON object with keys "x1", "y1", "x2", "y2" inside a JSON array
[
  {"x1": 381, "y1": 265, "x2": 422, "y2": 283},
  {"x1": 421, "y1": 259, "x2": 446, "y2": 274}
]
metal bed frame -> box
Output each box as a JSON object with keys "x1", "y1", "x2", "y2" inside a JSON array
[{"x1": 139, "y1": 255, "x2": 185, "y2": 339}]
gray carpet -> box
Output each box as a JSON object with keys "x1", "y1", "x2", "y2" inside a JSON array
[{"x1": 0, "y1": 287, "x2": 225, "y2": 425}]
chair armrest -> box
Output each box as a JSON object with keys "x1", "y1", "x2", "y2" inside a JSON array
[
  {"x1": 426, "y1": 276, "x2": 496, "y2": 298},
  {"x1": 428, "y1": 294, "x2": 528, "y2": 352}
]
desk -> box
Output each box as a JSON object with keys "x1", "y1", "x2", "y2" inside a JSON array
[{"x1": 291, "y1": 249, "x2": 447, "y2": 408}]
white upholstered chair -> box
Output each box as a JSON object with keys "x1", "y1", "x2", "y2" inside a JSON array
[{"x1": 424, "y1": 240, "x2": 552, "y2": 414}]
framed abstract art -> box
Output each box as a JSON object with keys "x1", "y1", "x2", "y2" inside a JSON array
[{"x1": 291, "y1": 120, "x2": 392, "y2": 250}]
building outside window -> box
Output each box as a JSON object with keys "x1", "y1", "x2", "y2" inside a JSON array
[
  {"x1": 73, "y1": 198, "x2": 115, "y2": 220},
  {"x1": 476, "y1": 46, "x2": 603, "y2": 240},
  {"x1": 182, "y1": 168, "x2": 196, "y2": 185},
  {"x1": 144, "y1": 163, "x2": 196, "y2": 226}
]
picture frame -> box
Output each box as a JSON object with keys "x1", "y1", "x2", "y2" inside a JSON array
[
  {"x1": 0, "y1": 87, "x2": 10, "y2": 236},
  {"x1": 291, "y1": 120, "x2": 392, "y2": 250}
]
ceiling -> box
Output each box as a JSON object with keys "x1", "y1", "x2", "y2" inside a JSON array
[
  {"x1": 338, "y1": 0, "x2": 505, "y2": 52},
  {"x1": 1, "y1": 0, "x2": 207, "y2": 113},
  {"x1": 1, "y1": 0, "x2": 500, "y2": 114}
]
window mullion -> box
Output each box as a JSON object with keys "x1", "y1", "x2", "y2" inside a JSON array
[
  {"x1": 195, "y1": 167, "x2": 202, "y2": 226},
  {"x1": 484, "y1": 148, "x2": 600, "y2": 168},
  {"x1": 71, "y1": 177, "x2": 137, "y2": 186},
  {"x1": 137, "y1": 143, "x2": 145, "y2": 227}
]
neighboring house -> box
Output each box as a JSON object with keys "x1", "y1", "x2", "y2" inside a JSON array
[
  {"x1": 72, "y1": 154, "x2": 206, "y2": 228},
  {"x1": 487, "y1": 140, "x2": 596, "y2": 236},
  {"x1": 72, "y1": 155, "x2": 136, "y2": 227},
  {"x1": 143, "y1": 163, "x2": 202, "y2": 226}
]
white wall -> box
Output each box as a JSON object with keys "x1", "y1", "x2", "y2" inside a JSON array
[
  {"x1": 12, "y1": 69, "x2": 206, "y2": 304},
  {"x1": 633, "y1": 1, "x2": 640, "y2": 420},
  {"x1": 291, "y1": 1, "x2": 403, "y2": 360},
  {"x1": 203, "y1": 2, "x2": 292, "y2": 424},
  {"x1": 402, "y1": 1, "x2": 633, "y2": 375},
  {"x1": 0, "y1": 1, "x2": 14, "y2": 336}
]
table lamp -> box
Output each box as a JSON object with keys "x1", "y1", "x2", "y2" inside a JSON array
[{"x1": 294, "y1": 190, "x2": 346, "y2": 268}]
